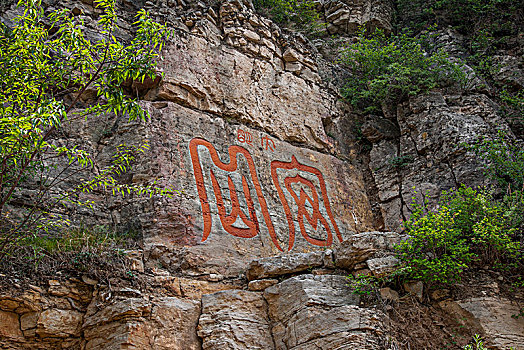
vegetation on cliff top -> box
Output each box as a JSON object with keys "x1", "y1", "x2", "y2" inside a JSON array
[{"x1": 339, "y1": 27, "x2": 466, "y2": 114}]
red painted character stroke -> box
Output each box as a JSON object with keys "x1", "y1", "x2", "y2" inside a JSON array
[
  {"x1": 261, "y1": 135, "x2": 276, "y2": 152},
  {"x1": 271, "y1": 156, "x2": 342, "y2": 250},
  {"x1": 189, "y1": 138, "x2": 284, "y2": 251},
  {"x1": 237, "y1": 129, "x2": 253, "y2": 145}
]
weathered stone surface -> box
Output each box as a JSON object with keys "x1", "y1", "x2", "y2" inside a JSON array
[
  {"x1": 334, "y1": 231, "x2": 403, "y2": 269},
  {"x1": 84, "y1": 296, "x2": 200, "y2": 350},
  {"x1": 178, "y1": 277, "x2": 238, "y2": 299},
  {"x1": 492, "y1": 55, "x2": 524, "y2": 89},
  {"x1": 264, "y1": 274, "x2": 359, "y2": 324},
  {"x1": 371, "y1": 92, "x2": 513, "y2": 231},
  {"x1": 264, "y1": 274, "x2": 389, "y2": 349},
  {"x1": 3, "y1": 0, "x2": 375, "y2": 283},
  {"x1": 83, "y1": 298, "x2": 151, "y2": 329},
  {"x1": 274, "y1": 305, "x2": 388, "y2": 349},
  {"x1": 124, "y1": 250, "x2": 145, "y2": 273},
  {"x1": 0, "y1": 297, "x2": 21, "y2": 312},
  {"x1": 380, "y1": 287, "x2": 399, "y2": 303},
  {"x1": 246, "y1": 251, "x2": 323, "y2": 280},
  {"x1": 134, "y1": 102, "x2": 373, "y2": 277},
  {"x1": 0, "y1": 310, "x2": 23, "y2": 340},
  {"x1": 321, "y1": 0, "x2": 394, "y2": 35},
  {"x1": 248, "y1": 279, "x2": 279, "y2": 291},
  {"x1": 148, "y1": 297, "x2": 201, "y2": 350},
  {"x1": 48, "y1": 279, "x2": 70, "y2": 297},
  {"x1": 403, "y1": 281, "x2": 424, "y2": 301},
  {"x1": 2, "y1": 1, "x2": 522, "y2": 349},
  {"x1": 198, "y1": 290, "x2": 274, "y2": 350},
  {"x1": 37, "y1": 309, "x2": 83, "y2": 337},
  {"x1": 3, "y1": 0, "x2": 380, "y2": 286},
  {"x1": 457, "y1": 297, "x2": 524, "y2": 349},
  {"x1": 431, "y1": 288, "x2": 451, "y2": 301},
  {"x1": 283, "y1": 329, "x2": 388, "y2": 349},
  {"x1": 322, "y1": 248, "x2": 336, "y2": 268},
  {"x1": 20, "y1": 312, "x2": 39, "y2": 331},
  {"x1": 84, "y1": 321, "x2": 152, "y2": 350},
  {"x1": 155, "y1": 17, "x2": 334, "y2": 151},
  {"x1": 361, "y1": 116, "x2": 400, "y2": 143},
  {"x1": 282, "y1": 47, "x2": 300, "y2": 62},
  {"x1": 367, "y1": 256, "x2": 399, "y2": 277}
]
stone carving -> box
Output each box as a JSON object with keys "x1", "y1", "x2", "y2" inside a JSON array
[
  {"x1": 189, "y1": 138, "x2": 341, "y2": 251},
  {"x1": 188, "y1": 137, "x2": 281, "y2": 249},
  {"x1": 236, "y1": 129, "x2": 253, "y2": 145},
  {"x1": 271, "y1": 156, "x2": 342, "y2": 249},
  {"x1": 261, "y1": 135, "x2": 276, "y2": 152}
]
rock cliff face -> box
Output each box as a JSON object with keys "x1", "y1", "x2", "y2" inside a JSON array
[
  {"x1": 3, "y1": 0, "x2": 383, "y2": 275},
  {"x1": 0, "y1": 232, "x2": 403, "y2": 349},
  {"x1": 2, "y1": 233, "x2": 524, "y2": 349},
  {"x1": 1, "y1": 0, "x2": 524, "y2": 349}
]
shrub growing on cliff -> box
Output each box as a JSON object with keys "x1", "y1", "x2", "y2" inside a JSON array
[
  {"x1": 466, "y1": 131, "x2": 524, "y2": 236},
  {"x1": 339, "y1": 28, "x2": 466, "y2": 114},
  {"x1": 0, "y1": 0, "x2": 174, "y2": 259},
  {"x1": 395, "y1": 0, "x2": 523, "y2": 87},
  {"x1": 253, "y1": 0, "x2": 321, "y2": 33},
  {"x1": 396, "y1": 0, "x2": 523, "y2": 34},
  {"x1": 396, "y1": 186, "x2": 522, "y2": 285},
  {"x1": 468, "y1": 131, "x2": 524, "y2": 191}
]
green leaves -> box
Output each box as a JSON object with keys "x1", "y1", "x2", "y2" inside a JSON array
[
  {"x1": 0, "y1": 0, "x2": 172, "y2": 258},
  {"x1": 94, "y1": 0, "x2": 117, "y2": 31},
  {"x1": 339, "y1": 28, "x2": 466, "y2": 114},
  {"x1": 397, "y1": 186, "x2": 523, "y2": 285},
  {"x1": 467, "y1": 130, "x2": 524, "y2": 190},
  {"x1": 253, "y1": 0, "x2": 321, "y2": 34}
]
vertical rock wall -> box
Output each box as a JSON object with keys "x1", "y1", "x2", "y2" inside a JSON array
[
  {"x1": 0, "y1": 0, "x2": 391, "y2": 275},
  {"x1": 2, "y1": 0, "x2": 524, "y2": 349}
]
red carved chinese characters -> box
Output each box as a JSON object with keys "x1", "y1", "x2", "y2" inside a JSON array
[
  {"x1": 237, "y1": 129, "x2": 253, "y2": 145},
  {"x1": 271, "y1": 156, "x2": 342, "y2": 250},
  {"x1": 261, "y1": 135, "x2": 276, "y2": 151},
  {"x1": 189, "y1": 138, "x2": 285, "y2": 251}
]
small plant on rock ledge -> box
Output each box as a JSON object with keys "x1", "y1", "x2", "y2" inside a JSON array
[
  {"x1": 347, "y1": 273, "x2": 379, "y2": 297},
  {"x1": 389, "y1": 155, "x2": 414, "y2": 169},
  {"x1": 462, "y1": 334, "x2": 518, "y2": 350}
]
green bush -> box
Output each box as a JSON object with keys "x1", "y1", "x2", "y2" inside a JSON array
[
  {"x1": 339, "y1": 28, "x2": 465, "y2": 114},
  {"x1": 396, "y1": 186, "x2": 522, "y2": 285},
  {"x1": 396, "y1": 0, "x2": 523, "y2": 35},
  {"x1": 501, "y1": 89, "x2": 524, "y2": 128},
  {"x1": 253, "y1": 0, "x2": 321, "y2": 32},
  {"x1": 396, "y1": 0, "x2": 523, "y2": 84},
  {"x1": 467, "y1": 131, "x2": 524, "y2": 236},
  {"x1": 463, "y1": 334, "x2": 486, "y2": 350},
  {"x1": 347, "y1": 273, "x2": 379, "y2": 296},
  {"x1": 468, "y1": 131, "x2": 524, "y2": 191}
]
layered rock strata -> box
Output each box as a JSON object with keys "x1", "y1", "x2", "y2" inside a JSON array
[{"x1": 2, "y1": 232, "x2": 524, "y2": 349}]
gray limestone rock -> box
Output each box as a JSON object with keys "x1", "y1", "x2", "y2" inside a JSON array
[
  {"x1": 248, "y1": 279, "x2": 279, "y2": 291},
  {"x1": 371, "y1": 92, "x2": 514, "y2": 231},
  {"x1": 366, "y1": 256, "x2": 399, "y2": 277},
  {"x1": 457, "y1": 297, "x2": 524, "y2": 349},
  {"x1": 246, "y1": 252, "x2": 324, "y2": 281},
  {"x1": 198, "y1": 290, "x2": 274, "y2": 350},
  {"x1": 264, "y1": 274, "x2": 389, "y2": 349},
  {"x1": 334, "y1": 231, "x2": 404, "y2": 270},
  {"x1": 83, "y1": 296, "x2": 201, "y2": 350}
]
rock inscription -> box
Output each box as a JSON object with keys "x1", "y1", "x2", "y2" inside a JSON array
[{"x1": 189, "y1": 137, "x2": 342, "y2": 251}]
